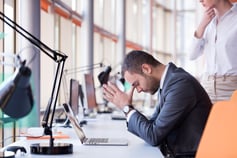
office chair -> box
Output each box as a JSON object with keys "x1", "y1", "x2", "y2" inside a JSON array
[{"x1": 195, "y1": 90, "x2": 237, "y2": 158}]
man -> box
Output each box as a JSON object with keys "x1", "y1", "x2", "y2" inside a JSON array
[{"x1": 103, "y1": 50, "x2": 212, "y2": 158}]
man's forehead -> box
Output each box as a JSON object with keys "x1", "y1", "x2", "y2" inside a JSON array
[
  {"x1": 124, "y1": 71, "x2": 139, "y2": 84},
  {"x1": 124, "y1": 71, "x2": 133, "y2": 78}
]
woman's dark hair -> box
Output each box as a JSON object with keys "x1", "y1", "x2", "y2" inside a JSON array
[{"x1": 121, "y1": 50, "x2": 161, "y2": 76}]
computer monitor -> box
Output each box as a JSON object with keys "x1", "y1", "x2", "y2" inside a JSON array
[
  {"x1": 83, "y1": 73, "x2": 114, "y2": 115},
  {"x1": 69, "y1": 78, "x2": 79, "y2": 116},
  {"x1": 83, "y1": 73, "x2": 98, "y2": 111}
]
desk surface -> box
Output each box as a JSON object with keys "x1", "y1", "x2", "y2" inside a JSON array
[{"x1": 9, "y1": 114, "x2": 164, "y2": 158}]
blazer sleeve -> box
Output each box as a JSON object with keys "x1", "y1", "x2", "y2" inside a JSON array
[{"x1": 127, "y1": 77, "x2": 198, "y2": 146}]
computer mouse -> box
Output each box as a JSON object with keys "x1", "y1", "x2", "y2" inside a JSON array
[{"x1": 5, "y1": 146, "x2": 27, "y2": 154}]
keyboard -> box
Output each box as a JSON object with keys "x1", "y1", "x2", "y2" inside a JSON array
[{"x1": 84, "y1": 138, "x2": 109, "y2": 145}]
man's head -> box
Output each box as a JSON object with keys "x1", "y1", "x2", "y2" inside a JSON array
[{"x1": 121, "y1": 50, "x2": 163, "y2": 95}]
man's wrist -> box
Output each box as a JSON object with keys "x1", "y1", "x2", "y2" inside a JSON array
[{"x1": 123, "y1": 105, "x2": 134, "y2": 116}]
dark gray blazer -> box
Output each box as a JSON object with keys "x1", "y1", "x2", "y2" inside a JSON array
[{"x1": 127, "y1": 62, "x2": 212, "y2": 157}]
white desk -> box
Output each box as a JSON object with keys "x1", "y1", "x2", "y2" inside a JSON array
[{"x1": 8, "y1": 114, "x2": 164, "y2": 158}]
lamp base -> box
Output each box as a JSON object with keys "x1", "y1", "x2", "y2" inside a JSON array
[
  {"x1": 0, "y1": 151, "x2": 15, "y2": 158},
  {"x1": 30, "y1": 143, "x2": 73, "y2": 155}
]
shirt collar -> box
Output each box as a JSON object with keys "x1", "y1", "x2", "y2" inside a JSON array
[
  {"x1": 214, "y1": 3, "x2": 237, "y2": 23},
  {"x1": 160, "y1": 63, "x2": 169, "y2": 90}
]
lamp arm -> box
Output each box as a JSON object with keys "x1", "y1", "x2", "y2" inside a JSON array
[
  {"x1": 62, "y1": 62, "x2": 104, "y2": 104},
  {"x1": 42, "y1": 61, "x2": 66, "y2": 128},
  {"x1": 0, "y1": 12, "x2": 67, "y2": 141},
  {"x1": 41, "y1": 60, "x2": 66, "y2": 145},
  {"x1": 64, "y1": 62, "x2": 104, "y2": 75},
  {"x1": 0, "y1": 11, "x2": 66, "y2": 62}
]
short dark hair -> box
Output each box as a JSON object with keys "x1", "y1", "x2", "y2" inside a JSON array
[{"x1": 121, "y1": 50, "x2": 161, "y2": 76}]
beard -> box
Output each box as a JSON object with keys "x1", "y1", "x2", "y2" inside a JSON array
[
  {"x1": 150, "y1": 85, "x2": 159, "y2": 95},
  {"x1": 143, "y1": 75, "x2": 159, "y2": 95}
]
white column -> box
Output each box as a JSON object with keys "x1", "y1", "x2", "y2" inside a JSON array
[
  {"x1": 19, "y1": 0, "x2": 40, "y2": 126},
  {"x1": 116, "y1": 0, "x2": 126, "y2": 72},
  {"x1": 81, "y1": 0, "x2": 94, "y2": 74}
]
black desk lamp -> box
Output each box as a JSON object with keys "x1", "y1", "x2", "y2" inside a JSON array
[
  {"x1": 98, "y1": 66, "x2": 111, "y2": 86},
  {"x1": 0, "y1": 53, "x2": 33, "y2": 157},
  {"x1": 97, "y1": 66, "x2": 113, "y2": 113},
  {"x1": 0, "y1": 12, "x2": 73, "y2": 155},
  {"x1": 0, "y1": 59, "x2": 33, "y2": 119}
]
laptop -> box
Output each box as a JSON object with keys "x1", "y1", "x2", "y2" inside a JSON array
[
  {"x1": 69, "y1": 79, "x2": 80, "y2": 116},
  {"x1": 62, "y1": 103, "x2": 128, "y2": 146}
]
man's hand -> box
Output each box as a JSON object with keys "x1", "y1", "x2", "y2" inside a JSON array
[{"x1": 103, "y1": 81, "x2": 135, "y2": 109}]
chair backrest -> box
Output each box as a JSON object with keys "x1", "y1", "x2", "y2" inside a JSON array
[
  {"x1": 231, "y1": 90, "x2": 237, "y2": 102},
  {"x1": 195, "y1": 90, "x2": 237, "y2": 158}
]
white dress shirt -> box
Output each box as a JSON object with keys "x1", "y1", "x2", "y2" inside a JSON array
[
  {"x1": 190, "y1": 3, "x2": 237, "y2": 76},
  {"x1": 160, "y1": 63, "x2": 169, "y2": 90}
]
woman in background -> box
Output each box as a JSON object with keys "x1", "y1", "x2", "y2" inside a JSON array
[{"x1": 190, "y1": 0, "x2": 237, "y2": 104}]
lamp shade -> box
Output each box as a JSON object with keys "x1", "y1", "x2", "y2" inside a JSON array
[
  {"x1": 0, "y1": 65, "x2": 33, "y2": 119},
  {"x1": 98, "y1": 66, "x2": 112, "y2": 85}
]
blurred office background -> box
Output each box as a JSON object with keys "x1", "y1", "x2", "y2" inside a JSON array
[{"x1": 0, "y1": 0, "x2": 236, "y2": 146}]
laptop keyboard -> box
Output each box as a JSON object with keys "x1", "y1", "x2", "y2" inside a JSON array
[{"x1": 86, "y1": 138, "x2": 109, "y2": 144}]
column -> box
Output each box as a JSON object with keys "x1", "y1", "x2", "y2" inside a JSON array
[
  {"x1": 19, "y1": 0, "x2": 40, "y2": 126},
  {"x1": 81, "y1": 0, "x2": 94, "y2": 74},
  {"x1": 116, "y1": 0, "x2": 126, "y2": 71}
]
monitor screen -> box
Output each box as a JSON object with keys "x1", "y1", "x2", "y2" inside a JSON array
[
  {"x1": 84, "y1": 73, "x2": 97, "y2": 110},
  {"x1": 69, "y1": 78, "x2": 79, "y2": 115}
]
